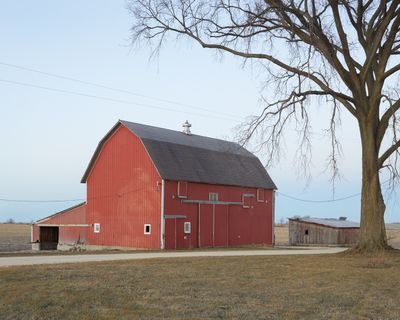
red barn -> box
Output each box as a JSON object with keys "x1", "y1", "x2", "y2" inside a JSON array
[{"x1": 33, "y1": 120, "x2": 276, "y2": 250}]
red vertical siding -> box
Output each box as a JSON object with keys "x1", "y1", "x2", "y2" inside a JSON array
[
  {"x1": 164, "y1": 181, "x2": 273, "y2": 249},
  {"x1": 199, "y1": 204, "x2": 213, "y2": 247},
  {"x1": 214, "y1": 205, "x2": 228, "y2": 247},
  {"x1": 86, "y1": 125, "x2": 161, "y2": 249},
  {"x1": 164, "y1": 203, "x2": 198, "y2": 250},
  {"x1": 164, "y1": 218, "x2": 176, "y2": 249},
  {"x1": 32, "y1": 204, "x2": 86, "y2": 245}
]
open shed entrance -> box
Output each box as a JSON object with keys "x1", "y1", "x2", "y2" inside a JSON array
[{"x1": 39, "y1": 226, "x2": 59, "y2": 250}]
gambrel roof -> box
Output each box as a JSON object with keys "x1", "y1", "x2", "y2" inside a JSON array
[{"x1": 81, "y1": 120, "x2": 276, "y2": 189}]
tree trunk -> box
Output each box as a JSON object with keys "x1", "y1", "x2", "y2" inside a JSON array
[{"x1": 358, "y1": 121, "x2": 388, "y2": 251}]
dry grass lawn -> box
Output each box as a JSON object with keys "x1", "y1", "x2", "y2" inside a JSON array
[
  {"x1": 0, "y1": 224, "x2": 31, "y2": 252},
  {"x1": 1, "y1": 251, "x2": 400, "y2": 319}
]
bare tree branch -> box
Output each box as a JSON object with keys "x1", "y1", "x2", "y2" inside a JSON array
[
  {"x1": 129, "y1": 0, "x2": 400, "y2": 249},
  {"x1": 379, "y1": 140, "x2": 400, "y2": 168}
]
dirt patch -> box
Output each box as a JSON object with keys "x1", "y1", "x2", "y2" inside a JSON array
[{"x1": 0, "y1": 224, "x2": 31, "y2": 252}]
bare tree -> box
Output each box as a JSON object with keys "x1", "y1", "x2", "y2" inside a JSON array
[{"x1": 129, "y1": 0, "x2": 400, "y2": 251}]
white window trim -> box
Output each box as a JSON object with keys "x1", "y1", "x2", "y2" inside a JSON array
[
  {"x1": 184, "y1": 222, "x2": 191, "y2": 234},
  {"x1": 177, "y1": 181, "x2": 188, "y2": 199},
  {"x1": 209, "y1": 192, "x2": 218, "y2": 201},
  {"x1": 257, "y1": 189, "x2": 265, "y2": 202},
  {"x1": 242, "y1": 194, "x2": 252, "y2": 208},
  {"x1": 144, "y1": 224, "x2": 151, "y2": 235},
  {"x1": 94, "y1": 223, "x2": 100, "y2": 233}
]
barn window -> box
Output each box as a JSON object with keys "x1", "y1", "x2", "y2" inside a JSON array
[
  {"x1": 177, "y1": 181, "x2": 188, "y2": 198},
  {"x1": 184, "y1": 222, "x2": 191, "y2": 234},
  {"x1": 144, "y1": 224, "x2": 151, "y2": 235},
  {"x1": 94, "y1": 223, "x2": 100, "y2": 233},
  {"x1": 305, "y1": 229, "x2": 309, "y2": 235},
  {"x1": 209, "y1": 193, "x2": 218, "y2": 201},
  {"x1": 257, "y1": 189, "x2": 265, "y2": 202},
  {"x1": 242, "y1": 194, "x2": 254, "y2": 208}
]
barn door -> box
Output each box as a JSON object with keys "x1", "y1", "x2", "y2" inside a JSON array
[
  {"x1": 39, "y1": 226, "x2": 59, "y2": 250},
  {"x1": 199, "y1": 204, "x2": 213, "y2": 247},
  {"x1": 176, "y1": 219, "x2": 192, "y2": 249},
  {"x1": 198, "y1": 204, "x2": 229, "y2": 248},
  {"x1": 214, "y1": 205, "x2": 228, "y2": 247},
  {"x1": 164, "y1": 215, "x2": 191, "y2": 249}
]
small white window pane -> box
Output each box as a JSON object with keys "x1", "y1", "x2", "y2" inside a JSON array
[
  {"x1": 209, "y1": 193, "x2": 218, "y2": 201},
  {"x1": 184, "y1": 222, "x2": 191, "y2": 234},
  {"x1": 94, "y1": 223, "x2": 100, "y2": 233},
  {"x1": 144, "y1": 224, "x2": 151, "y2": 235}
]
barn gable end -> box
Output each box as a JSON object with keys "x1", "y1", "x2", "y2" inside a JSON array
[{"x1": 85, "y1": 125, "x2": 162, "y2": 249}]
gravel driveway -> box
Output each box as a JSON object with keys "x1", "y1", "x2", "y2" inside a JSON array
[{"x1": 0, "y1": 247, "x2": 346, "y2": 267}]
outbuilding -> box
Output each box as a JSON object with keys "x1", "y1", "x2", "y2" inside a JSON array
[
  {"x1": 32, "y1": 120, "x2": 276, "y2": 250},
  {"x1": 289, "y1": 217, "x2": 360, "y2": 246},
  {"x1": 31, "y1": 202, "x2": 87, "y2": 250}
]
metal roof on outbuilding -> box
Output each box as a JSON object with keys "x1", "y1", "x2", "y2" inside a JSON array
[
  {"x1": 81, "y1": 120, "x2": 276, "y2": 189},
  {"x1": 289, "y1": 217, "x2": 360, "y2": 229}
]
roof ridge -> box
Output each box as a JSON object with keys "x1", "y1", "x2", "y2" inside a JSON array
[{"x1": 119, "y1": 119, "x2": 243, "y2": 147}]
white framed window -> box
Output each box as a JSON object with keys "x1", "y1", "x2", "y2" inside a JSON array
[
  {"x1": 94, "y1": 223, "x2": 100, "y2": 233},
  {"x1": 209, "y1": 192, "x2": 218, "y2": 201},
  {"x1": 257, "y1": 189, "x2": 265, "y2": 202},
  {"x1": 242, "y1": 194, "x2": 253, "y2": 208},
  {"x1": 184, "y1": 222, "x2": 191, "y2": 234},
  {"x1": 144, "y1": 224, "x2": 151, "y2": 235},
  {"x1": 177, "y1": 181, "x2": 188, "y2": 198}
]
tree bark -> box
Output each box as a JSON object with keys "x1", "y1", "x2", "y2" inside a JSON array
[{"x1": 358, "y1": 120, "x2": 388, "y2": 251}]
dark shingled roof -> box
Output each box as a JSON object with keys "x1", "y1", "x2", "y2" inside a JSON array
[{"x1": 81, "y1": 120, "x2": 276, "y2": 189}]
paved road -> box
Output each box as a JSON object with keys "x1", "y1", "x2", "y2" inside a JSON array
[{"x1": 0, "y1": 247, "x2": 346, "y2": 267}]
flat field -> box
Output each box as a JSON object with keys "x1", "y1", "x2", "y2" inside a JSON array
[
  {"x1": 387, "y1": 224, "x2": 400, "y2": 248},
  {"x1": 1, "y1": 251, "x2": 400, "y2": 319},
  {"x1": 274, "y1": 225, "x2": 290, "y2": 245},
  {"x1": 0, "y1": 224, "x2": 31, "y2": 252}
]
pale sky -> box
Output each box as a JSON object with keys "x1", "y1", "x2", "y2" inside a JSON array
[{"x1": 0, "y1": 0, "x2": 398, "y2": 223}]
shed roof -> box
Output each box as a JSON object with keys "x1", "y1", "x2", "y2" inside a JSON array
[
  {"x1": 81, "y1": 120, "x2": 276, "y2": 189},
  {"x1": 35, "y1": 202, "x2": 86, "y2": 224},
  {"x1": 290, "y1": 217, "x2": 360, "y2": 229}
]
